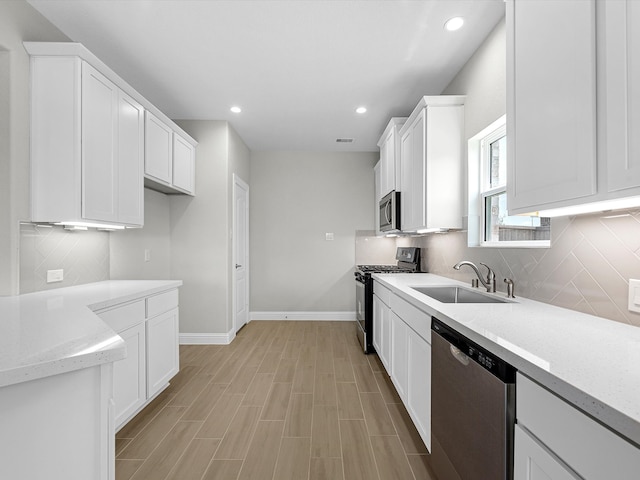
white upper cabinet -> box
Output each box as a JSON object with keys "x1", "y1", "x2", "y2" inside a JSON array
[
  {"x1": 377, "y1": 118, "x2": 406, "y2": 200},
  {"x1": 172, "y1": 133, "x2": 196, "y2": 194},
  {"x1": 81, "y1": 62, "x2": 119, "y2": 224},
  {"x1": 506, "y1": 0, "x2": 597, "y2": 215},
  {"x1": 507, "y1": 0, "x2": 640, "y2": 216},
  {"x1": 399, "y1": 96, "x2": 465, "y2": 232},
  {"x1": 26, "y1": 42, "x2": 197, "y2": 226},
  {"x1": 117, "y1": 91, "x2": 145, "y2": 225},
  {"x1": 29, "y1": 54, "x2": 144, "y2": 227},
  {"x1": 603, "y1": 0, "x2": 640, "y2": 194},
  {"x1": 144, "y1": 113, "x2": 197, "y2": 196},
  {"x1": 144, "y1": 111, "x2": 173, "y2": 185}
]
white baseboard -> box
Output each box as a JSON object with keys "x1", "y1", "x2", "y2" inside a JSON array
[
  {"x1": 250, "y1": 311, "x2": 356, "y2": 321},
  {"x1": 180, "y1": 329, "x2": 236, "y2": 345}
]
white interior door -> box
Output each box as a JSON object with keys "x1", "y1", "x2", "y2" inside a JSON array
[{"x1": 233, "y1": 175, "x2": 249, "y2": 333}]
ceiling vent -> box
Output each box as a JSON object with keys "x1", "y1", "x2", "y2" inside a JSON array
[{"x1": 336, "y1": 138, "x2": 354, "y2": 143}]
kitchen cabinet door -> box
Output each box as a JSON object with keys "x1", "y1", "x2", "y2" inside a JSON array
[
  {"x1": 514, "y1": 425, "x2": 579, "y2": 480},
  {"x1": 506, "y1": 0, "x2": 597, "y2": 214},
  {"x1": 604, "y1": 0, "x2": 640, "y2": 193},
  {"x1": 399, "y1": 97, "x2": 464, "y2": 232},
  {"x1": 145, "y1": 111, "x2": 173, "y2": 185},
  {"x1": 390, "y1": 311, "x2": 408, "y2": 402},
  {"x1": 374, "y1": 161, "x2": 381, "y2": 234},
  {"x1": 377, "y1": 118, "x2": 406, "y2": 199},
  {"x1": 373, "y1": 293, "x2": 391, "y2": 371},
  {"x1": 379, "y1": 130, "x2": 393, "y2": 198},
  {"x1": 373, "y1": 294, "x2": 383, "y2": 356},
  {"x1": 406, "y1": 327, "x2": 431, "y2": 452},
  {"x1": 172, "y1": 132, "x2": 196, "y2": 194},
  {"x1": 147, "y1": 307, "x2": 179, "y2": 397},
  {"x1": 113, "y1": 322, "x2": 146, "y2": 429},
  {"x1": 81, "y1": 62, "x2": 118, "y2": 223},
  {"x1": 400, "y1": 109, "x2": 425, "y2": 232},
  {"x1": 117, "y1": 91, "x2": 144, "y2": 226}
]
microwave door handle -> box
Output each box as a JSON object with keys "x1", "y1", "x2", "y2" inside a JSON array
[{"x1": 385, "y1": 200, "x2": 392, "y2": 224}]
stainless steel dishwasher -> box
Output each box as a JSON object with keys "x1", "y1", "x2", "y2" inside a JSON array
[{"x1": 431, "y1": 318, "x2": 516, "y2": 480}]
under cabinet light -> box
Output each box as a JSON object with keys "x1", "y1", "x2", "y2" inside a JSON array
[{"x1": 55, "y1": 221, "x2": 126, "y2": 230}]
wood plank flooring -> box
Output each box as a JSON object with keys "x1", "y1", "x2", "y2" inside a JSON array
[{"x1": 116, "y1": 320, "x2": 436, "y2": 480}]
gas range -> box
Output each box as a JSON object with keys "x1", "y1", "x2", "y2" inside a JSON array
[{"x1": 355, "y1": 247, "x2": 421, "y2": 353}]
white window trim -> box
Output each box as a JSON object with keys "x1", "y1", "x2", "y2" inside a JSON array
[{"x1": 467, "y1": 115, "x2": 550, "y2": 249}]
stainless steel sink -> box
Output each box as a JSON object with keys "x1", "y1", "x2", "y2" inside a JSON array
[{"x1": 412, "y1": 286, "x2": 510, "y2": 304}]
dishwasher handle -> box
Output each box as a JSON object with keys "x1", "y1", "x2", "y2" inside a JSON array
[{"x1": 450, "y1": 345, "x2": 470, "y2": 366}]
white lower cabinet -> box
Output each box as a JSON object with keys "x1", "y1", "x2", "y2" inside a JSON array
[
  {"x1": 147, "y1": 307, "x2": 179, "y2": 397},
  {"x1": 406, "y1": 326, "x2": 431, "y2": 451},
  {"x1": 515, "y1": 425, "x2": 578, "y2": 480},
  {"x1": 383, "y1": 289, "x2": 432, "y2": 452},
  {"x1": 113, "y1": 323, "x2": 146, "y2": 427},
  {"x1": 373, "y1": 281, "x2": 391, "y2": 370},
  {"x1": 515, "y1": 373, "x2": 640, "y2": 479},
  {"x1": 390, "y1": 311, "x2": 409, "y2": 401},
  {"x1": 96, "y1": 288, "x2": 180, "y2": 431}
]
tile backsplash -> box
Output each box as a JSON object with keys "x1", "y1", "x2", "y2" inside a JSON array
[
  {"x1": 355, "y1": 230, "x2": 397, "y2": 266},
  {"x1": 398, "y1": 209, "x2": 640, "y2": 328},
  {"x1": 19, "y1": 223, "x2": 109, "y2": 294}
]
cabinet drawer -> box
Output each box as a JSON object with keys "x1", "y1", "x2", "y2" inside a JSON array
[
  {"x1": 390, "y1": 294, "x2": 431, "y2": 344},
  {"x1": 146, "y1": 289, "x2": 179, "y2": 318},
  {"x1": 516, "y1": 373, "x2": 640, "y2": 478},
  {"x1": 97, "y1": 300, "x2": 145, "y2": 333},
  {"x1": 373, "y1": 281, "x2": 391, "y2": 306}
]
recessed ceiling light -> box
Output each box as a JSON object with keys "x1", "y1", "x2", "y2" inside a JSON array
[
  {"x1": 444, "y1": 17, "x2": 464, "y2": 31},
  {"x1": 230, "y1": 106, "x2": 242, "y2": 113},
  {"x1": 356, "y1": 107, "x2": 367, "y2": 114}
]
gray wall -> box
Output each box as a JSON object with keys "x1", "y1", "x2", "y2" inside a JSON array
[
  {"x1": 250, "y1": 151, "x2": 378, "y2": 313},
  {"x1": 110, "y1": 188, "x2": 171, "y2": 280},
  {"x1": 399, "y1": 18, "x2": 640, "y2": 328},
  {"x1": 170, "y1": 120, "x2": 251, "y2": 335},
  {"x1": 0, "y1": 0, "x2": 69, "y2": 295}
]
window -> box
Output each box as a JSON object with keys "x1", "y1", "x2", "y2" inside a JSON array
[{"x1": 468, "y1": 115, "x2": 550, "y2": 248}]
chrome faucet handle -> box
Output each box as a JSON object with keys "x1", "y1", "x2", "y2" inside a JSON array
[
  {"x1": 504, "y1": 278, "x2": 515, "y2": 298},
  {"x1": 479, "y1": 263, "x2": 496, "y2": 292}
]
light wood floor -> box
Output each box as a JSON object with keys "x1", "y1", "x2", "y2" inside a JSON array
[{"x1": 115, "y1": 320, "x2": 436, "y2": 480}]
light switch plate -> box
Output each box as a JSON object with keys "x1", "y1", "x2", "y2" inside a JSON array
[
  {"x1": 628, "y1": 279, "x2": 640, "y2": 313},
  {"x1": 47, "y1": 269, "x2": 64, "y2": 283}
]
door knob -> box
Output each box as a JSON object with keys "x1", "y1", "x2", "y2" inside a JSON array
[{"x1": 235, "y1": 264, "x2": 242, "y2": 269}]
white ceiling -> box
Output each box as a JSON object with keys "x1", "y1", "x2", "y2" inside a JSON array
[{"x1": 27, "y1": 0, "x2": 505, "y2": 152}]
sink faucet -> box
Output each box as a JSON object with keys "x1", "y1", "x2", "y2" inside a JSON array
[{"x1": 453, "y1": 261, "x2": 497, "y2": 293}]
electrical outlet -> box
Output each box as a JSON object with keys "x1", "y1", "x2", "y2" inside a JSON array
[
  {"x1": 144, "y1": 249, "x2": 151, "y2": 262},
  {"x1": 47, "y1": 269, "x2": 64, "y2": 283},
  {"x1": 325, "y1": 233, "x2": 334, "y2": 241}
]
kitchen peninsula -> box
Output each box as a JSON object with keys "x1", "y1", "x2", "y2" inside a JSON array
[{"x1": 0, "y1": 280, "x2": 181, "y2": 480}]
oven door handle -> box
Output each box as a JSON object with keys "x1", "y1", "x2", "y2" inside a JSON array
[{"x1": 385, "y1": 200, "x2": 392, "y2": 224}]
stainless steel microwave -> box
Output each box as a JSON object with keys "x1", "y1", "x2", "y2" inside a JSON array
[{"x1": 380, "y1": 191, "x2": 400, "y2": 232}]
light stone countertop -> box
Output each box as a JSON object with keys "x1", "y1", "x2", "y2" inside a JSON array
[
  {"x1": 373, "y1": 273, "x2": 640, "y2": 447},
  {"x1": 0, "y1": 280, "x2": 182, "y2": 388}
]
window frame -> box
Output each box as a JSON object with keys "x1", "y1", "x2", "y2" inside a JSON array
[{"x1": 467, "y1": 115, "x2": 550, "y2": 249}]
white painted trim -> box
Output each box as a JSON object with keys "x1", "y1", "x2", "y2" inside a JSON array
[
  {"x1": 250, "y1": 311, "x2": 356, "y2": 321},
  {"x1": 232, "y1": 174, "x2": 250, "y2": 335},
  {"x1": 179, "y1": 329, "x2": 236, "y2": 345}
]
